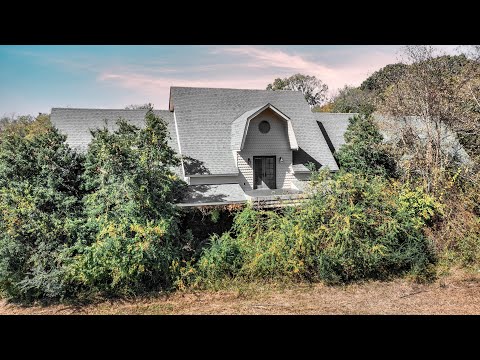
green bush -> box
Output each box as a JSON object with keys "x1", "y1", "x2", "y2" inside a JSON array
[
  {"x1": 66, "y1": 217, "x2": 180, "y2": 295},
  {"x1": 67, "y1": 109, "x2": 187, "y2": 296},
  {"x1": 193, "y1": 232, "x2": 245, "y2": 287},
  {"x1": 81, "y1": 110, "x2": 184, "y2": 222},
  {"x1": 309, "y1": 172, "x2": 441, "y2": 283},
  {"x1": 189, "y1": 171, "x2": 442, "y2": 287},
  {"x1": 335, "y1": 114, "x2": 398, "y2": 178},
  {"x1": 455, "y1": 219, "x2": 480, "y2": 267},
  {"x1": 0, "y1": 117, "x2": 84, "y2": 300},
  {"x1": 0, "y1": 109, "x2": 191, "y2": 301}
]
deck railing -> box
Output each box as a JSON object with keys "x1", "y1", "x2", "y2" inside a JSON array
[{"x1": 248, "y1": 193, "x2": 309, "y2": 209}]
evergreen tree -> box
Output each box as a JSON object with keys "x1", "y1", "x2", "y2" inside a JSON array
[
  {"x1": 335, "y1": 114, "x2": 397, "y2": 178},
  {"x1": 68, "y1": 109, "x2": 186, "y2": 295},
  {"x1": 0, "y1": 116, "x2": 84, "y2": 300}
]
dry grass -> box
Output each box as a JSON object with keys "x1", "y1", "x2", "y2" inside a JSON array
[{"x1": 1, "y1": 269, "x2": 479, "y2": 315}]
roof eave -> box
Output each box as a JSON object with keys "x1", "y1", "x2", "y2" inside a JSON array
[
  {"x1": 187, "y1": 172, "x2": 239, "y2": 177},
  {"x1": 168, "y1": 87, "x2": 174, "y2": 111},
  {"x1": 294, "y1": 170, "x2": 311, "y2": 174},
  {"x1": 177, "y1": 200, "x2": 247, "y2": 208}
]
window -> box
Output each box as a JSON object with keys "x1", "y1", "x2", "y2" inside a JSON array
[{"x1": 259, "y1": 120, "x2": 270, "y2": 134}]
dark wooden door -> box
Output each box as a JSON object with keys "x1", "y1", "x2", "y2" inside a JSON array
[{"x1": 253, "y1": 156, "x2": 276, "y2": 189}]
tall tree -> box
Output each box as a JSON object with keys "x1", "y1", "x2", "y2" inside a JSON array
[
  {"x1": 81, "y1": 108, "x2": 183, "y2": 220},
  {"x1": 335, "y1": 114, "x2": 397, "y2": 178},
  {"x1": 317, "y1": 85, "x2": 375, "y2": 115},
  {"x1": 68, "y1": 109, "x2": 186, "y2": 295},
  {"x1": 376, "y1": 46, "x2": 480, "y2": 188},
  {"x1": 0, "y1": 115, "x2": 84, "y2": 300},
  {"x1": 266, "y1": 74, "x2": 329, "y2": 108},
  {"x1": 360, "y1": 63, "x2": 409, "y2": 93}
]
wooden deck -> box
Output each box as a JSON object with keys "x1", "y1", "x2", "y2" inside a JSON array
[{"x1": 177, "y1": 186, "x2": 309, "y2": 209}]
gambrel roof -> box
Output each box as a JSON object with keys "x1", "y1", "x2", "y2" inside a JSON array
[
  {"x1": 51, "y1": 87, "x2": 341, "y2": 178},
  {"x1": 170, "y1": 87, "x2": 339, "y2": 175}
]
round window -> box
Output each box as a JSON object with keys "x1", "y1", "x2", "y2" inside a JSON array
[{"x1": 259, "y1": 120, "x2": 271, "y2": 134}]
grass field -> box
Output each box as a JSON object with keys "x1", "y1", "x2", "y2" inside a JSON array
[{"x1": 1, "y1": 269, "x2": 479, "y2": 315}]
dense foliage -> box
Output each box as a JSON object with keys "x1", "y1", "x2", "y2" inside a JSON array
[
  {"x1": 319, "y1": 53, "x2": 479, "y2": 140},
  {"x1": 360, "y1": 63, "x2": 409, "y2": 93},
  {"x1": 0, "y1": 113, "x2": 51, "y2": 136},
  {"x1": 67, "y1": 109, "x2": 186, "y2": 296},
  {"x1": 180, "y1": 171, "x2": 441, "y2": 288},
  {"x1": 313, "y1": 85, "x2": 375, "y2": 115},
  {"x1": 335, "y1": 114, "x2": 397, "y2": 178},
  {"x1": 0, "y1": 110, "x2": 188, "y2": 300},
  {"x1": 0, "y1": 116, "x2": 84, "y2": 300}
]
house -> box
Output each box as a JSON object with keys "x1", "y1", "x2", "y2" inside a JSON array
[
  {"x1": 52, "y1": 86, "x2": 471, "y2": 207},
  {"x1": 49, "y1": 87, "x2": 351, "y2": 207}
]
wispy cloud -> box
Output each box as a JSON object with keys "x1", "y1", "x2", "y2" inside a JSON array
[
  {"x1": 97, "y1": 46, "x2": 401, "y2": 106},
  {"x1": 2, "y1": 45, "x2": 464, "y2": 115},
  {"x1": 215, "y1": 46, "x2": 398, "y2": 92},
  {"x1": 217, "y1": 46, "x2": 336, "y2": 74},
  {"x1": 4, "y1": 48, "x2": 101, "y2": 74},
  {"x1": 12, "y1": 45, "x2": 401, "y2": 101}
]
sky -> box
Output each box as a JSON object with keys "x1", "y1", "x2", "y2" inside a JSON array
[{"x1": 0, "y1": 45, "x2": 461, "y2": 117}]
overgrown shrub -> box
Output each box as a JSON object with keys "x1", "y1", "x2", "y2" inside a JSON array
[
  {"x1": 0, "y1": 116, "x2": 84, "y2": 300},
  {"x1": 186, "y1": 171, "x2": 442, "y2": 287},
  {"x1": 192, "y1": 232, "x2": 245, "y2": 287},
  {"x1": 1, "y1": 108, "x2": 475, "y2": 302},
  {"x1": 66, "y1": 217, "x2": 180, "y2": 296},
  {"x1": 309, "y1": 172, "x2": 441, "y2": 283},
  {"x1": 430, "y1": 169, "x2": 480, "y2": 269},
  {"x1": 67, "y1": 109, "x2": 187, "y2": 296}
]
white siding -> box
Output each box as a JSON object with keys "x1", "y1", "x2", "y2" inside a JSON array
[{"x1": 237, "y1": 108, "x2": 294, "y2": 191}]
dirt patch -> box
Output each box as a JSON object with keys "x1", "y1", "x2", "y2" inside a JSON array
[{"x1": 1, "y1": 270, "x2": 479, "y2": 315}]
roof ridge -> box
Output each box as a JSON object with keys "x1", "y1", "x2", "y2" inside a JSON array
[
  {"x1": 171, "y1": 86, "x2": 300, "y2": 92},
  {"x1": 51, "y1": 108, "x2": 170, "y2": 111},
  {"x1": 313, "y1": 112, "x2": 359, "y2": 115}
]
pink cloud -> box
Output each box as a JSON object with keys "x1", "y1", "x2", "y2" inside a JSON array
[
  {"x1": 217, "y1": 46, "x2": 399, "y2": 92},
  {"x1": 219, "y1": 46, "x2": 336, "y2": 75},
  {"x1": 101, "y1": 45, "x2": 451, "y2": 108}
]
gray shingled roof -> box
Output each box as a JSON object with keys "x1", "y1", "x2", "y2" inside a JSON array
[
  {"x1": 177, "y1": 184, "x2": 247, "y2": 207},
  {"x1": 313, "y1": 113, "x2": 357, "y2": 152},
  {"x1": 170, "y1": 87, "x2": 339, "y2": 175},
  {"x1": 51, "y1": 108, "x2": 178, "y2": 151},
  {"x1": 314, "y1": 112, "x2": 471, "y2": 165},
  {"x1": 50, "y1": 108, "x2": 182, "y2": 176},
  {"x1": 374, "y1": 114, "x2": 471, "y2": 165},
  {"x1": 231, "y1": 104, "x2": 265, "y2": 151}
]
